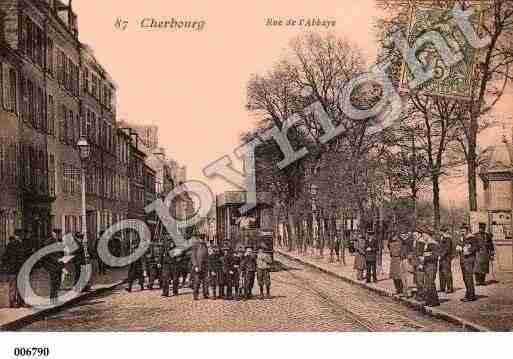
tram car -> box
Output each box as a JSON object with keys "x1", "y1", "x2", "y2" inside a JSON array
[{"x1": 216, "y1": 191, "x2": 274, "y2": 256}]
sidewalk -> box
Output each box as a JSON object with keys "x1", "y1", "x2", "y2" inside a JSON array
[
  {"x1": 276, "y1": 246, "x2": 513, "y2": 331},
  {"x1": 0, "y1": 267, "x2": 128, "y2": 331}
]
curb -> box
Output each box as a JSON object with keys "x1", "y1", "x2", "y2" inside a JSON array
[
  {"x1": 0, "y1": 278, "x2": 127, "y2": 331},
  {"x1": 276, "y1": 250, "x2": 491, "y2": 332}
]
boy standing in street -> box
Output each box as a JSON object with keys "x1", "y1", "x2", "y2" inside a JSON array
[{"x1": 256, "y1": 245, "x2": 273, "y2": 299}]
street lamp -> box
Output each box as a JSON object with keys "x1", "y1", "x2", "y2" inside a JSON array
[{"x1": 77, "y1": 137, "x2": 91, "y2": 264}]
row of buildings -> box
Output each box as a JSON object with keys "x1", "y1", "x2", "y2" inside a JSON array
[{"x1": 0, "y1": 0, "x2": 191, "y2": 256}]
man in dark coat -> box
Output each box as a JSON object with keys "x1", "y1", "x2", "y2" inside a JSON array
[
  {"x1": 423, "y1": 234, "x2": 440, "y2": 307},
  {"x1": 413, "y1": 232, "x2": 426, "y2": 301},
  {"x1": 71, "y1": 232, "x2": 88, "y2": 290},
  {"x1": 225, "y1": 248, "x2": 242, "y2": 300},
  {"x1": 1, "y1": 230, "x2": 26, "y2": 307},
  {"x1": 190, "y1": 239, "x2": 209, "y2": 300},
  {"x1": 474, "y1": 223, "x2": 495, "y2": 286},
  {"x1": 208, "y1": 246, "x2": 222, "y2": 299},
  {"x1": 160, "y1": 244, "x2": 173, "y2": 297},
  {"x1": 241, "y1": 247, "x2": 257, "y2": 299},
  {"x1": 42, "y1": 229, "x2": 65, "y2": 303},
  {"x1": 438, "y1": 228, "x2": 454, "y2": 293},
  {"x1": 364, "y1": 230, "x2": 378, "y2": 283},
  {"x1": 96, "y1": 231, "x2": 107, "y2": 276},
  {"x1": 456, "y1": 224, "x2": 479, "y2": 302},
  {"x1": 145, "y1": 245, "x2": 159, "y2": 290}
]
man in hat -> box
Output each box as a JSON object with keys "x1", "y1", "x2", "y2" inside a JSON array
[
  {"x1": 96, "y1": 230, "x2": 107, "y2": 276},
  {"x1": 1, "y1": 230, "x2": 26, "y2": 307},
  {"x1": 438, "y1": 227, "x2": 454, "y2": 293},
  {"x1": 474, "y1": 223, "x2": 495, "y2": 286},
  {"x1": 208, "y1": 245, "x2": 222, "y2": 299},
  {"x1": 223, "y1": 247, "x2": 239, "y2": 300},
  {"x1": 241, "y1": 247, "x2": 257, "y2": 299},
  {"x1": 256, "y1": 244, "x2": 273, "y2": 299},
  {"x1": 364, "y1": 230, "x2": 378, "y2": 283},
  {"x1": 399, "y1": 231, "x2": 414, "y2": 298},
  {"x1": 127, "y1": 251, "x2": 145, "y2": 293},
  {"x1": 413, "y1": 231, "x2": 426, "y2": 301},
  {"x1": 220, "y1": 247, "x2": 231, "y2": 299},
  {"x1": 71, "y1": 232, "x2": 88, "y2": 290},
  {"x1": 43, "y1": 229, "x2": 65, "y2": 303},
  {"x1": 456, "y1": 223, "x2": 479, "y2": 301},
  {"x1": 145, "y1": 245, "x2": 159, "y2": 290},
  {"x1": 388, "y1": 232, "x2": 403, "y2": 295},
  {"x1": 423, "y1": 232, "x2": 440, "y2": 307}
]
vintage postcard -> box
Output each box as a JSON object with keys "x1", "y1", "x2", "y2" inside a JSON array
[{"x1": 1, "y1": 0, "x2": 513, "y2": 357}]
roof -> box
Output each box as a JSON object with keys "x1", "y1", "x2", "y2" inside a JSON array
[{"x1": 481, "y1": 143, "x2": 512, "y2": 175}]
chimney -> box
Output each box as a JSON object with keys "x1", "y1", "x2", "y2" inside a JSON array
[{"x1": 0, "y1": 10, "x2": 5, "y2": 44}]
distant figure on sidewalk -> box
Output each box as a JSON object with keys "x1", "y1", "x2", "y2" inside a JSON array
[
  {"x1": 95, "y1": 231, "x2": 107, "y2": 276},
  {"x1": 456, "y1": 223, "x2": 479, "y2": 302},
  {"x1": 1, "y1": 230, "x2": 26, "y2": 308},
  {"x1": 364, "y1": 229, "x2": 378, "y2": 283},
  {"x1": 399, "y1": 231, "x2": 414, "y2": 298},
  {"x1": 474, "y1": 223, "x2": 495, "y2": 286},
  {"x1": 438, "y1": 227, "x2": 454, "y2": 294},
  {"x1": 353, "y1": 232, "x2": 366, "y2": 281},
  {"x1": 71, "y1": 232, "x2": 88, "y2": 291},
  {"x1": 42, "y1": 229, "x2": 65, "y2": 304},
  {"x1": 388, "y1": 234, "x2": 403, "y2": 295},
  {"x1": 423, "y1": 233, "x2": 440, "y2": 307},
  {"x1": 413, "y1": 231, "x2": 426, "y2": 302},
  {"x1": 190, "y1": 236, "x2": 210, "y2": 300}
]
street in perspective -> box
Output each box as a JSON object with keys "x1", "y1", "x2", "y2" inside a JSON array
[{"x1": 1, "y1": 0, "x2": 513, "y2": 337}]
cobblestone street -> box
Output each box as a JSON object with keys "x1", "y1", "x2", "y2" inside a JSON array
[{"x1": 22, "y1": 254, "x2": 460, "y2": 331}]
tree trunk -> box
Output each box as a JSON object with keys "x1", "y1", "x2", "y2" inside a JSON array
[
  {"x1": 467, "y1": 151, "x2": 478, "y2": 212},
  {"x1": 432, "y1": 175, "x2": 441, "y2": 237}
]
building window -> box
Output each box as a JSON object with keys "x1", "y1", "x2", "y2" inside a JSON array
[
  {"x1": 48, "y1": 95, "x2": 55, "y2": 135},
  {"x1": 68, "y1": 109, "x2": 74, "y2": 144},
  {"x1": 47, "y1": 38, "x2": 54, "y2": 76},
  {"x1": 83, "y1": 67, "x2": 90, "y2": 94},
  {"x1": 49, "y1": 154, "x2": 55, "y2": 197},
  {"x1": 59, "y1": 104, "x2": 67, "y2": 142}
]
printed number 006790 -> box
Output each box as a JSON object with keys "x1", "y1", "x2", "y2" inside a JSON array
[{"x1": 13, "y1": 347, "x2": 50, "y2": 357}]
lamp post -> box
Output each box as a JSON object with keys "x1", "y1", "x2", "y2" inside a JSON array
[{"x1": 77, "y1": 137, "x2": 91, "y2": 264}]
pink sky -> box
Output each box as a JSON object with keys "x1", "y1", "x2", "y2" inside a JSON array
[{"x1": 73, "y1": 0, "x2": 511, "y2": 208}]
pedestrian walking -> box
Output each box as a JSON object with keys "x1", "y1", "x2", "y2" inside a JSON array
[
  {"x1": 353, "y1": 232, "x2": 366, "y2": 281},
  {"x1": 423, "y1": 233, "x2": 440, "y2": 307},
  {"x1": 388, "y1": 233, "x2": 403, "y2": 295},
  {"x1": 241, "y1": 247, "x2": 257, "y2": 300},
  {"x1": 474, "y1": 223, "x2": 495, "y2": 286},
  {"x1": 456, "y1": 224, "x2": 479, "y2": 302},
  {"x1": 256, "y1": 245, "x2": 273, "y2": 299},
  {"x1": 364, "y1": 230, "x2": 378, "y2": 283},
  {"x1": 438, "y1": 228, "x2": 454, "y2": 293},
  {"x1": 1, "y1": 230, "x2": 26, "y2": 308}
]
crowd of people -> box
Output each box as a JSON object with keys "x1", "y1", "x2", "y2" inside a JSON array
[
  {"x1": 353, "y1": 222, "x2": 495, "y2": 307},
  {"x1": 0, "y1": 228, "x2": 122, "y2": 307},
  {"x1": 126, "y1": 235, "x2": 274, "y2": 301}
]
